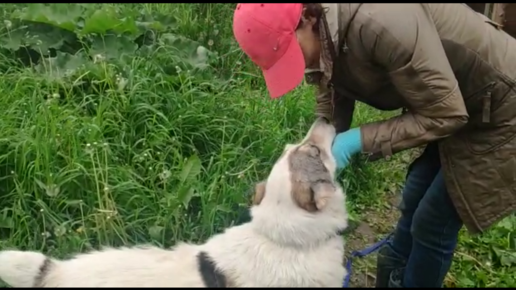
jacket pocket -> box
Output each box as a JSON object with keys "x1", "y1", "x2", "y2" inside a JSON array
[
  {"x1": 464, "y1": 85, "x2": 516, "y2": 154},
  {"x1": 464, "y1": 81, "x2": 496, "y2": 125}
]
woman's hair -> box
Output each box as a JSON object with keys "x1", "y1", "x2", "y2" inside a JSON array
[{"x1": 296, "y1": 3, "x2": 326, "y2": 33}]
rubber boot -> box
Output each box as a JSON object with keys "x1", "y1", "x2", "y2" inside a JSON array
[
  {"x1": 388, "y1": 268, "x2": 404, "y2": 288},
  {"x1": 375, "y1": 245, "x2": 406, "y2": 288}
]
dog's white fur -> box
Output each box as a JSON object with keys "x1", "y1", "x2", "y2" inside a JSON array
[{"x1": 0, "y1": 118, "x2": 348, "y2": 287}]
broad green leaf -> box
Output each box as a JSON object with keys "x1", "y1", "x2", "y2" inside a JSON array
[
  {"x1": 13, "y1": 4, "x2": 83, "y2": 32},
  {"x1": 159, "y1": 33, "x2": 213, "y2": 71},
  {"x1": 0, "y1": 28, "x2": 25, "y2": 50},
  {"x1": 500, "y1": 251, "x2": 516, "y2": 266},
  {"x1": 89, "y1": 34, "x2": 138, "y2": 61},
  {"x1": 458, "y1": 277, "x2": 475, "y2": 288},
  {"x1": 54, "y1": 224, "x2": 67, "y2": 237},
  {"x1": 496, "y1": 217, "x2": 514, "y2": 232},
  {"x1": 175, "y1": 155, "x2": 202, "y2": 208},
  {"x1": 177, "y1": 186, "x2": 197, "y2": 209},
  {"x1": 81, "y1": 8, "x2": 138, "y2": 36},
  {"x1": 0, "y1": 209, "x2": 14, "y2": 229},
  {"x1": 178, "y1": 155, "x2": 202, "y2": 185},
  {"x1": 135, "y1": 20, "x2": 167, "y2": 33},
  {"x1": 23, "y1": 22, "x2": 76, "y2": 54},
  {"x1": 34, "y1": 178, "x2": 60, "y2": 197},
  {"x1": 148, "y1": 225, "x2": 164, "y2": 240},
  {"x1": 35, "y1": 51, "x2": 88, "y2": 81}
]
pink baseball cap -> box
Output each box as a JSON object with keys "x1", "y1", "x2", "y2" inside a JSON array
[{"x1": 233, "y1": 3, "x2": 305, "y2": 99}]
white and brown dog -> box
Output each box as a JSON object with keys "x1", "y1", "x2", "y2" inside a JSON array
[{"x1": 0, "y1": 117, "x2": 348, "y2": 287}]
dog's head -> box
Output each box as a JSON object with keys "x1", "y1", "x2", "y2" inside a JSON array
[{"x1": 250, "y1": 117, "x2": 347, "y2": 247}]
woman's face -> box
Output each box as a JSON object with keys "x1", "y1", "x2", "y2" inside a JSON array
[{"x1": 295, "y1": 16, "x2": 321, "y2": 69}]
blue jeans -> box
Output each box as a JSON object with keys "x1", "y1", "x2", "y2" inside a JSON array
[{"x1": 388, "y1": 143, "x2": 463, "y2": 287}]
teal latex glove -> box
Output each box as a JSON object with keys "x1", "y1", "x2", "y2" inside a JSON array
[{"x1": 331, "y1": 127, "x2": 362, "y2": 169}]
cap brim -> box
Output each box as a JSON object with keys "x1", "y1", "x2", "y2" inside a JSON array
[{"x1": 262, "y1": 37, "x2": 306, "y2": 99}]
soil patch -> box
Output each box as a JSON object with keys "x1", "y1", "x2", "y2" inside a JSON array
[{"x1": 345, "y1": 193, "x2": 401, "y2": 288}]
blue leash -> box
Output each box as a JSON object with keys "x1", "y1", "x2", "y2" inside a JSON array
[{"x1": 342, "y1": 233, "x2": 393, "y2": 288}]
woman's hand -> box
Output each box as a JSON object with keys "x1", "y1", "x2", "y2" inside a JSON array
[{"x1": 331, "y1": 128, "x2": 362, "y2": 169}]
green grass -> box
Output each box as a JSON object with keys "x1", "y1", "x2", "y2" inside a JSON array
[{"x1": 0, "y1": 3, "x2": 513, "y2": 288}]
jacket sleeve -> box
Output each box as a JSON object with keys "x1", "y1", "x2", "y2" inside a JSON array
[
  {"x1": 315, "y1": 87, "x2": 356, "y2": 134},
  {"x1": 358, "y1": 4, "x2": 469, "y2": 159},
  {"x1": 308, "y1": 72, "x2": 356, "y2": 133}
]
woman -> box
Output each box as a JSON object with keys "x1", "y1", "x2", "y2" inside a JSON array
[{"x1": 233, "y1": 3, "x2": 516, "y2": 288}]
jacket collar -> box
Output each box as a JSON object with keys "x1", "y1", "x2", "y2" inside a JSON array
[
  {"x1": 304, "y1": 3, "x2": 340, "y2": 74},
  {"x1": 304, "y1": 4, "x2": 363, "y2": 74}
]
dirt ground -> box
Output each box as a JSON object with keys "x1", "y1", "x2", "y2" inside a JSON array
[{"x1": 345, "y1": 193, "x2": 402, "y2": 288}]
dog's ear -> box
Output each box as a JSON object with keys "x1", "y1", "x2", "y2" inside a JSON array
[
  {"x1": 292, "y1": 180, "x2": 335, "y2": 212},
  {"x1": 252, "y1": 181, "x2": 267, "y2": 205},
  {"x1": 310, "y1": 181, "x2": 335, "y2": 210}
]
